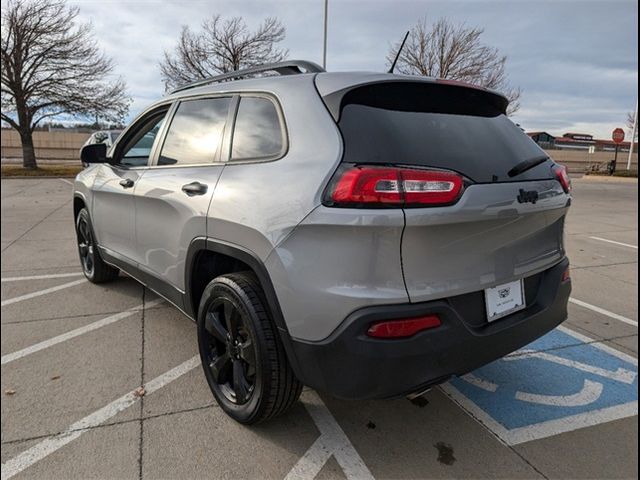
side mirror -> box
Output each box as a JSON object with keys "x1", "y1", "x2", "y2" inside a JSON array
[{"x1": 80, "y1": 143, "x2": 108, "y2": 164}]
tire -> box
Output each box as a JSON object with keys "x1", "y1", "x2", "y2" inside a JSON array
[
  {"x1": 197, "y1": 272, "x2": 302, "y2": 424},
  {"x1": 75, "y1": 208, "x2": 119, "y2": 283}
]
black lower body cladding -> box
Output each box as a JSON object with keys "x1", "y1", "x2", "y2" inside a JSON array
[{"x1": 291, "y1": 258, "x2": 571, "y2": 400}]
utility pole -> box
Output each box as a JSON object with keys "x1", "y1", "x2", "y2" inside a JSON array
[
  {"x1": 628, "y1": 100, "x2": 637, "y2": 171},
  {"x1": 322, "y1": 0, "x2": 328, "y2": 69}
]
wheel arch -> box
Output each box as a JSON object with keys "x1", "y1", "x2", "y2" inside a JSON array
[
  {"x1": 73, "y1": 192, "x2": 87, "y2": 220},
  {"x1": 185, "y1": 238, "x2": 304, "y2": 379}
]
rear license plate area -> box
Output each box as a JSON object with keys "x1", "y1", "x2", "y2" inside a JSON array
[{"x1": 484, "y1": 279, "x2": 525, "y2": 322}]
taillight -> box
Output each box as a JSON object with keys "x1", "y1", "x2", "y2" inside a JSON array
[
  {"x1": 325, "y1": 165, "x2": 465, "y2": 208},
  {"x1": 554, "y1": 164, "x2": 571, "y2": 193},
  {"x1": 367, "y1": 315, "x2": 442, "y2": 338},
  {"x1": 562, "y1": 266, "x2": 571, "y2": 282}
]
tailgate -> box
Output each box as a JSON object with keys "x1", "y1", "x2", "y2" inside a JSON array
[
  {"x1": 319, "y1": 78, "x2": 571, "y2": 303},
  {"x1": 402, "y1": 179, "x2": 569, "y2": 303}
]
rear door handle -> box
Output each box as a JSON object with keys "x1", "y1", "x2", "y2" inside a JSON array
[
  {"x1": 181, "y1": 181, "x2": 208, "y2": 196},
  {"x1": 119, "y1": 178, "x2": 134, "y2": 189}
]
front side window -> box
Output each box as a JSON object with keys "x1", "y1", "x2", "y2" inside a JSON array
[
  {"x1": 231, "y1": 97, "x2": 284, "y2": 160},
  {"x1": 110, "y1": 131, "x2": 122, "y2": 143},
  {"x1": 120, "y1": 112, "x2": 168, "y2": 167},
  {"x1": 158, "y1": 97, "x2": 231, "y2": 166}
]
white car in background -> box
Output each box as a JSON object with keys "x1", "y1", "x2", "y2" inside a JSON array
[
  {"x1": 81, "y1": 130, "x2": 123, "y2": 166},
  {"x1": 82, "y1": 130, "x2": 122, "y2": 149}
]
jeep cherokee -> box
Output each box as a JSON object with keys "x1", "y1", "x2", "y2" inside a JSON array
[{"x1": 73, "y1": 60, "x2": 572, "y2": 424}]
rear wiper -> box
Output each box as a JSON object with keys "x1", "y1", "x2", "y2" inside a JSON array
[{"x1": 508, "y1": 155, "x2": 550, "y2": 178}]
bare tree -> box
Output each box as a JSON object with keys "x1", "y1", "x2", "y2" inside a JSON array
[
  {"x1": 160, "y1": 15, "x2": 288, "y2": 91},
  {"x1": 387, "y1": 18, "x2": 521, "y2": 115},
  {"x1": 1, "y1": 0, "x2": 130, "y2": 169}
]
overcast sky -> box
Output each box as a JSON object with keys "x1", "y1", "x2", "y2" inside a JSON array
[{"x1": 70, "y1": 0, "x2": 638, "y2": 138}]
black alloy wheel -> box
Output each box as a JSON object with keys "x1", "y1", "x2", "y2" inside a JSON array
[
  {"x1": 202, "y1": 296, "x2": 257, "y2": 405},
  {"x1": 197, "y1": 273, "x2": 302, "y2": 424},
  {"x1": 75, "y1": 208, "x2": 119, "y2": 283},
  {"x1": 77, "y1": 214, "x2": 95, "y2": 277}
]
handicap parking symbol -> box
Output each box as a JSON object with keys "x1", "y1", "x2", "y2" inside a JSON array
[{"x1": 441, "y1": 326, "x2": 638, "y2": 445}]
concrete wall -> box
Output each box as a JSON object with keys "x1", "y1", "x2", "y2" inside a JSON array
[
  {"x1": 1, "y1": 129, "x2": 90, "y2": 163},
  {"x1": 1, "y1": 129, "x2": 638, "y2": 173}
]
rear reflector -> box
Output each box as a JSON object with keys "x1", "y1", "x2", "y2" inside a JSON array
[
  {"x1": 326, "y1": 165, "x2": 464, "y2": 208},
  {"x1": 367, "y1": 315, "x2": 441, "y2": 338},
  {"x1": 562, "y1": 266, "x2": 571, "y2": 282},
  {"x1": 554, "y1": 164, "x2": 571, "y2": 193}
]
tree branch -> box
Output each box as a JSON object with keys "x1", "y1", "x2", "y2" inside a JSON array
[
  {"x1": 159, "y1": 14, "x2": 288, "y2": 91},
  {"x1": 387, "y1": 16, "x2": 521, "y2": 115}
]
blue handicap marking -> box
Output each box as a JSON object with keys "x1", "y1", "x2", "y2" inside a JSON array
[{"x1": 442, "y1": 326, "x2": 638, "y2": 445}]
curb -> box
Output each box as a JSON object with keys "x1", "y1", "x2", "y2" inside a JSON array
[{"x1": 579, "y1": 175, "x2": 638, "y2": 184}]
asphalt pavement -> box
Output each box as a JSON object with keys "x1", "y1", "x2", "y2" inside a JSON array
[{"x1": 1, "y1": 176, "x2": 637, "y2": 479}]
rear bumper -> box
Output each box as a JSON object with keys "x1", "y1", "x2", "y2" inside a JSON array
[{"x1": 290, "y1": 257, "x2": 571, "y2": 399}]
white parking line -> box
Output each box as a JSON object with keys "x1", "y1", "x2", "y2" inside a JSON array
[
  {"x1": 1, "y1": 272, "x2": 83, "y2": 283},
  {"x1": 588, "y1": 236, "x2": 638, "y2": 250},
  {"x1": 59, "y1": 178, "x2": 74, "y2": 186},
  {"x1": 515, "y1": 379, "x2": 603, "y2": 407},
  {"x1": 285, "y1": 390, "x2": 374, "y2": 480},
  {"x1": 0, "y1": 355, "x2": 200, "y2": 480},
  {"x1": 569, "y1": 298, "x2": 638, "y2": 327},
  {"x1": 1, "y1": 278, "x2": 87, "y2": 307},
  {"x1": 461, "y1": 373, "x2": 498, "y2": 392},
  {"x1": 505, "y1": 349, "x2": 637, "y2": 383},
  {"x1": 1, "y1": 299, "x2": 163, "y2": 365}
]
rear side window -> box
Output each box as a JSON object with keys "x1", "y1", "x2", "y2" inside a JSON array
[
  {"x1": 158, "y1": 97, "x2": 231, "y2": 166},
  {"x1": 231, "y1": 97, "x2": 284, "y2": 160},
  {"x1": 336, "y1": 82, "x2": 552, "y2": 183}
]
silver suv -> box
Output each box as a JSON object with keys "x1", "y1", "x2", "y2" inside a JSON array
[{"x1": 74, "y1": 60, "x2": 572, "y2": 424}]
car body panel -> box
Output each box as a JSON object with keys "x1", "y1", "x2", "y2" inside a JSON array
[
  {"x1": 134, "y1": 166, "x2": 223, "y2": 291},
  {"x1": 206, "y1": 74, "x2": 342, "y2": 260},
  {"x1": 265, "y1": 206, "x2": 408, "y2": 341},
  {"x1": 314, "y1": 72, "x2": 437, "y2": 97},
  {"x1": 402, "y1": 179, "x2": 569, "y2": 303},
  {"x1": 90, "y1": 165, "x2": 143, "y2": 263}
]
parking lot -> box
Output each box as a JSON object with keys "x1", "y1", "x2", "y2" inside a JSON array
[{"x1": 1, "y1": 176, "x2": 637, "y2": 479}]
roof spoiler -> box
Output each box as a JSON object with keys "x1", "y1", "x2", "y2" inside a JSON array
[{"x1": 319, "y1": 79, "x2": 509, "y2": 122}]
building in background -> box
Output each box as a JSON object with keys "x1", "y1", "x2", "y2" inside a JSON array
[
  {"x1": 527, "y1": 132, "x2": 556, "y2": 149},
  {"x1": 528, "y1": 131, "x2": 637, "y2": 153}
]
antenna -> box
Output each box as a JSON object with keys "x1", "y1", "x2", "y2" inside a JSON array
[{"x1": 388, "y1": 30, "x2": 410, "y2": 74}]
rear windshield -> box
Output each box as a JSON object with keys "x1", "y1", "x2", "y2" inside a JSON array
[{"x1": 335, "y1": 82, "x2": 553, "y2": 183}]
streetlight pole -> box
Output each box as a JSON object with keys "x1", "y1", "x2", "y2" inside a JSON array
[
  {"x1": 628, "y1": 100, "x2": 637, "y2": 171},
  {"x1": 322, "y1": 0, "x2": 328, "y2": 69}
]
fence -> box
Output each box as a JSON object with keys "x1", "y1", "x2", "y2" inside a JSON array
[
  {"x1": 544, "y1": 149, "x2": 638, "y2": 174},
  {"x1": 1, "y1": 129, "x2": 638, "y2": 173},
  {"x1": 1, "y1": 129, "x2": 90, "y2": 164}
]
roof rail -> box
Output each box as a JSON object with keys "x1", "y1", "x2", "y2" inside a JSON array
[{"x1": 169, "y1": 60, "x2": 325, "y2": 94}]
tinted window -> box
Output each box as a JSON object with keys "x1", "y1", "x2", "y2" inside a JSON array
[
  {"x1": 110, "y1": 131, "x2": 122, "y2": 143},
  {"x1": 158, "y1": 97, "x2": 231, "y2": 166},
  {"x1": 336, "y1": 83, "x2": 552, "y2": 183},
  {"x1": 231, "y1": 97, "x2": 283, "y2": 160},
  {"x1": 121, "y1": 113, "x2": 167, "y2": 167}
]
